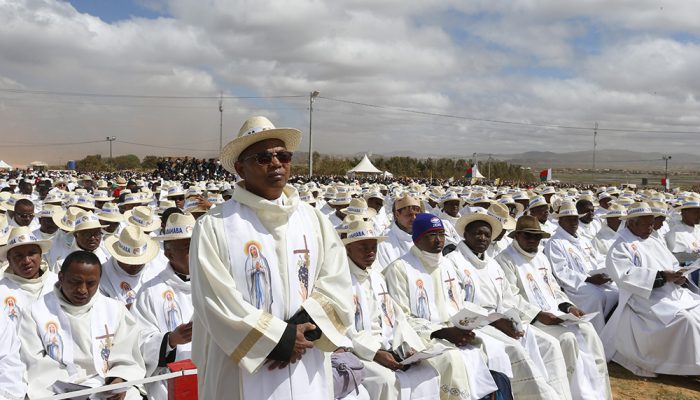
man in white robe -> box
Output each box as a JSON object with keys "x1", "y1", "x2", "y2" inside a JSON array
[
  {"x1": 575, "y1": 199, "x2": 601, "y2": 242},
  {"x1": 383, "y1": 213, "x2": 511, "y2": 400},
  {"x1": 665, "y1": 196, "x2": 700, "y2": 254},
  {"x1": 101, "y1": 226, "x2": 163, "y2": 309},
  {"x1": 50, "y1": 209, "x2": 111, "y2": 272},
  {"x1": 592, "y1": 204, "x2": 626, "y2": 256},
  {"x1": 602, "y1": 202, "x2": 700, "y2": 377},
  {"x1": 20, "y1": 250, "x2": 146, "y2": 399},
  {"x1": 527, "y1": 197, "x2": 556, "y2": 239},
  {"x1": 0, "y1": 227, "x2": 57, "y2": 332},
  {"x1": 376, "y1": 195, "x2": 421, "y2": 272},
  {"x1": 32, "y1": 204, "x2": 60, "y2": 242},
  {"x1": 448, "y1": 209, "x2": 572, "y2": 400},
  {"x1": 133, "y1": 213, "x2": 196, "y2": 399},
  {"x1": 496, "y1": 216, "x2": 612, "y2": 400},
  {"x1": 544, "y1": 203, "x2": 618, "y2": 333},
  {"x1": 190, "y1": 116, "x2": 354, "y2": 400},
  {"x1": 437, "y1": 192, "x2": 464, "y2": 247}
]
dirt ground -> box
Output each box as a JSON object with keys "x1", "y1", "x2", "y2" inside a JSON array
[{"x1": 609, "y1": 362, "x2": 700, "y2": 399}]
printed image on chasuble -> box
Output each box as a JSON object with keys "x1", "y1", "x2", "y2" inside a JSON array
[
  {"x1": 244, "y1": 241, "x2": 273, "y2": 312},
  {"x1": 526, "y1": 273, "x2": 550, "y2": 310},
  {"x1": 378, "y1": 284, "x2": 394, "y2": 328},
  {"x1": 44, "y1": 321, "x2": 64, "y2": 362},
  {"x1": 462, "y1": 269, "x2": 475, "y2": 302},
  {"x1": 294, "y1": 235, "x2": 311, "y2": 300},
  {"x1": 4, "y1": 296, "x2": 20, "y2": 323},
  {"x1": 163, "y1": 289, "x2": 182, "y2": 331},
  {"x1": 96, "y1": 324, "x2": 115, "y2": 374},
  {"x1": 415, "y1": 279, "x2": 431, "y2": 320}
]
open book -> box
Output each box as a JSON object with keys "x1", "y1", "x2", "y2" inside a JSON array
[
  {"x1": 552, "y1": 311, "x2": 599, "y2": 326},
  {"x1": 678, "y1": 258, "x2": 700, "y2": 276},
  {"x1": 399, "y1": 343, "x2": 449, "y2": 366},
  {"x1": 449, "y1": 303, "x2": 521, "y2": 331}
]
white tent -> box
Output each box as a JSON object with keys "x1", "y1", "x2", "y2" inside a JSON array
[
  {"x1": 347, "y1": 154, "x2": 385, "y2": 175},
  {"x1": 471, "y1": 164, "x2": 485, "y2": 179},
  {"x1": 0, "y1": 160, "x2": 12, "y2": 170}
]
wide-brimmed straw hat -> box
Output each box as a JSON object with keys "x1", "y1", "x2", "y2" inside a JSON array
[
  {"x1": 340, "y1": 198, "x2": 377, "y2": 219},
  {"x1": 157, "y1": 200, "x2": 177, "y2": 214},
  {"x1": 120, "y1": 193, "x2": 148, "y2": 206},
  {"x1": 508, "y1": 216, "x2": 552, "y2": 239},
  {"x1": 92, "y1": 190, "x2": 113, "y2": 202},
  {"x1": 342, "y1": 220, "x2": 387, "y2": 245},
  {"x1": 486, "y1": 203, "x2": 516, "y2": 231},
  {"x1": 620, "y1": 202, "x2": 655, "y2": 220},
  {"x1": 554, "y1": 203, "x2": 582, "y2": 219},
  {"x1": 37, "y1": 204, "x2": 61, "y2": 219},
  {"x1": 497, "y1": 196, "x2": 525, "y2": 215},
  {"x1": 53, "y1": 206, "x2": 83, "y2": 232},
  {"x1": 155, "y1": 213, "x2": 195, "y2": 241},
  {"x1": 455, "y1": 209, "x2": 504, "y2": 240},
  {"x1": 601, "y1": 204, "x2": 627, "y2": 219},
  {"x1": 0, "y1": 214, "x2": 10, "y2": 246},
  {"x1": 96, "y1": 202, "x2": 125, "y2": 223},
  {"x1": 0, "y1": 226, "x2": 52, "y2": 261},
  {"x1": 220, "y1": 116, "x2": 302, "y2": 173},
  {"x1": 105, "y1": 226, "x2": 159, "y2": 265},
  {"x1": 677, "y1": 196, "x2": 700, "y2": 211},
  {"x1": 73, "y1": 210, "x2": 108, "y2": 232},
  {"x1": 527, "y1": 196, "x2": 548, "y2": 210},
  {"x1": 125, "y1": 206, "x2": 161, "y2": 232}
]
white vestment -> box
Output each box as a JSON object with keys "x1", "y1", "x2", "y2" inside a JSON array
[
  {"x1": 348, "y1": 259, "x2": 440, "y2": 400},
  {"x1": 602, "y1": 226, "x2": 700, "y2": 377},
  {"x1": 545, "y1": 228, "x2": 618, "y2": 332},
  {"x1": 100, "y1": 256, "x2": 164, "y2": 308},
  {"x1": 437, "y1": 212, "x2": 462, "y2": 246},
  {"x1": 592, "y1": 222, "x2": 618, "y2": 257},
  {"x1": 21, "y1": 287, "x2": 146, "y2": 399},
  {"x1": 384, "y1": 246, "x2": 505, "y2": 400},
  {"x1": 132, "y1": 264, "x2": 193, "y2": 400},
  {"x1": 190, "y1": 183, "x2": 353, "y2": 400},
  {"x1": 51, "y1": 238, "x2": 110, "y2": 273},
  {"x1": 0, "y1": 313, "x2": 26, "y2": 400},
  {"x1": 0, "y1": 262, "x2": 57, "y2": 332},
  {"x1": 447, "y1": 242, "x2": 572, "y2": 400},
  {"x1": 577, "y1": 220, "x2": 601, "y2": 243},
  {"x1": 665, "y1": 222, "x2": 700, "y2": 253},
  {"x1": 377, "y1": 222, "x2": 414, "y2": 272},
  {"x1": 495, "y1": 243, "x2": 612, "y2": 400}
]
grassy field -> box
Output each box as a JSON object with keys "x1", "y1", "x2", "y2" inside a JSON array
[
  {"x1": 552, "y1": 170, "x2": 699, "y2": 190},
  {"x1": 609, "y1": 362, "x2": 700, "y2": 399}
]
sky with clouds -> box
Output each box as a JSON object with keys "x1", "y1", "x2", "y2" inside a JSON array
[{"x1": 1, "y1": 0, "x2": 699, "y2": 166}]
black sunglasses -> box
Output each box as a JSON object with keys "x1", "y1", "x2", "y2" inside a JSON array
[{"x1": 240, "y1": 151, "x2": 293, "y2": 165}]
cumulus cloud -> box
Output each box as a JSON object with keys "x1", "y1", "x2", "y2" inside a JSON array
[{"x1": 0, "y1": 0, "x2": 699, "y2": 166}]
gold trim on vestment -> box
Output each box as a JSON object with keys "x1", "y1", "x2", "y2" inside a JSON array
[
  {"x1": 310, "y1": 291, "x2": 346, "y2": 334},
  {"x1": 230, "y1": 312, "x2": 273, "y2": 364}
]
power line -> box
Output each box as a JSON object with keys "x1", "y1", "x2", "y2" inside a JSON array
[
  {"x1": 1, "y1": 140, "x2": 106, "y2": 147},
  {"x1": 115, "y1": 140, "x2": 217, "y2": 153},
  {"x1": 0, "y1": 87, "x2": 306, "y2": 100},
  {"x1": 319, "y1": 96, "x2": 700, "y2": 135}
]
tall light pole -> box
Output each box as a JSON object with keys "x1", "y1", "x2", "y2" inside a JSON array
[
  {"x1": 308, "y1": 90, "x2": 320, "y2": 177},
  {"x1": 663, "y1": 155, "x2": 672, "y2": 190},
  {"x1": 106, "y1": 136, "x2": 116, "y2": 164},
  {"x1": 218, "y1": 92, "x2": 224, "y2": 156},
  {"x1": 487, "y1": 154, "x2": 493, "y2": 180},
  {"x1": 593, "y1": 121, "x2": 598, "y2": 170}
]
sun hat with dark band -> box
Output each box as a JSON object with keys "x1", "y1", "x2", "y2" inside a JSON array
[
  {"x1": 412, "y1": 213, "x2": 445, "y2": 243},
  {"x1": 220, "y1": 116, "x2": 302, "y2": 174},
  {"x1": 508, "y1": 216, "x2": 552, "y2": 239}
]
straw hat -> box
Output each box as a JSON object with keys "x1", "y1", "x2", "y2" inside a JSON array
[
  {"x1": 342, "y1": 220, "x2": 387, "y2": 245},
  {"x1": 330, "y1": 192, "x2": 352, "y2": 206},
  {"x1": 439, "y1": 192, "x2": 464, "y2": 207},
  {"x1": 394, "y1": 194, "x2": 421, "y2": 211},
  {"x1": 336, "y1": 214, "x2": 365, "y2": 233},
  {"x1": 527, "y1": 196, "x2": 548, "y2": 210},
  {"x1": 120, "y1": 193, "x2": 147, "y2": 206},
  {"x1": 155, "y1": 213, "x2": 196, "y2": 241},
  {"x1": 157, "y1": 200, "x2": 177, "y2": 214},
  {"x1": 497, "y1": 196, "x2": 525, "y2": 215},
  {"x1": 92, "y1": 190, "x2": 113, "y2": 202},
  {"x1": 184, "y1": 197, "x2": 209, "y2": 214},
  {"x1": 648, "y1": 201, "x2": 668, "y2": 217},
  {"x1": 126, "y1": 206, "x2": 161, "y2": 232},
  {"x1": 42, "y1": 192, "x2": 65, "y2": 205},
  {"x1": 105, "y1": 226, "x2": 159, "y2": 265},
  {"x1": 455, "y1": 209, "x2": 503, "y2": 240},
  {"x1": 340, "y1": 198, "x2": 377, "y2": 219},
  {"x1": 115, "y1": 177, "x2": 127, "y2": 187},
  {"x1": 96, "y1": 202, "x2": 125, "y2": 223},
  {"x1": 0, "y1": 194, "x2": 29, "y2": 212},
  {"x1": 68, "y1": 195, "x2": 96, "y2": 210},
  {"x1": 53, "y1": 207, "x2": 83, "y2": 232},
  {"x1": 677, "y1": 196, "x2": 700, "y2": 210},
  {"x1": 299, "y1": 190, "x2": 316, "y2": 205},
  {"x1": 220, "y1": 116, "x2": 302, "y2": 173},
  {"x1": 601, "y1": 204, "x2": 627, "y2": 219},
  {"x1": 554, "y1": 203, "x2": 582, "y2": 219},
  {"x1": 508, "y1": 216, "x2": 552, "y2": 239},
  {"x1": 96, "y1": 179, "x2": 109, "y2": 189},
  {"x1": 73, "y1": 210, "x2": 108, "y2": 232},
  {"x1": 0, "y1": 226, "x2": 52, "y2": 261},
  {"x1": 620, "y1": 202, "x2": 655, "y2": 220},
  {"x1": 37, "y1": 204, "x2": 61, "y2": 219},
  {"x1": 486, "y1": 203, "x2": 516, "y2": 231}
]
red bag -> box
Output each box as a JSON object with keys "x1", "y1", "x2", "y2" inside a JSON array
[{"x1": 167, "y1": 359, "x2": 198, "y2": 400}]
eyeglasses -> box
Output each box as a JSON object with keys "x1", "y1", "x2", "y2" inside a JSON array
[
  {"x1": 240, "y1": 151, "x2": 293, "y2": 165},
  {"x1": 16, "y1": 213, "x2": 35, "y2": 219}
]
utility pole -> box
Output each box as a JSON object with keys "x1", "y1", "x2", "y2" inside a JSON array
[
  {"x1": 663, "y1": 155, "x2": 672, "y2": 190},
  {"x1": 105, "y1": 136, "x2": 116, "y2": 165},
  {"x1": 593, "y1": 122, "x2": 598, "y2": 170},
  {"x1": 308, "y1": 90, "x2": 320, "y2": 177},
  {"x1": 488, "y1": 154, "x2": 493, "y2": 180},
  {"x1": 218, "y1": 92, "x2": 224, "y2": 156}
]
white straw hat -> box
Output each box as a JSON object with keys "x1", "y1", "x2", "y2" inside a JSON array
[
  {"x1": 342, "y1": 220, "x2": 387, "y2": 245},
  {"x1": 126, "y1": 206, "x2": 161, "y2": 232},
  {"x1": 601, "y1": 204, "x2": 627, "y2": 219},
  {"x1": 53, "y1": 207, "x2": 83, "y2": 232},
  {"x1": 340, "y1": 198, "x2": 376, "y2": 219},
  {"x1": 97, "y1": 202, "x2": 125, "y2": 223},
  {"x1": 621, "y1": 202, "x2": 655, "y2": 220},
  {"x1": 486, "y1": 203, "x2": 516, "y2": 231},
  {"x1": 220, "y1": 116, "x2": 302, "y2": 173},
  {"x1": 0, "y1": 214, "x2": 10, "y2": 246},
  {"x1": 155, "y1": 213, "x2": 196, "y2": 241},
  {"x1": 554, "y1": 203, "x2": 582, "y2": 218},
  {"x1": 0, "y1": 226, "x2": 52, "y2": 261},
  {"x1": 104, "y1": 226, "x2": 159, "y2": 265},
  {"x1": 73, "y1": 210, "x2": 108, "y2": 232},
  {"x1": 455, "y1": 210, "x2": 503, "y2": 240}
]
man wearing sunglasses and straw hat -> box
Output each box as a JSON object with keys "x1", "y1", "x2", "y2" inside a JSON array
[
  {"x1": 190, "y1": 116, "x2": 353, "y2": 400},
  {"x1": 602, "y1": 201, "x2": 700, "y2": 378}
]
